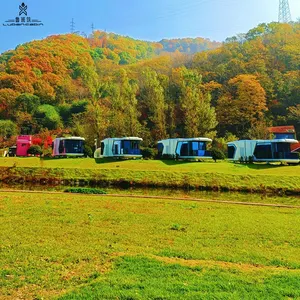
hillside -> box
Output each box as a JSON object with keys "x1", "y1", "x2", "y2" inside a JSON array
[{"x1": 0, "y1": 22, "x2": 299, "y2": 149}]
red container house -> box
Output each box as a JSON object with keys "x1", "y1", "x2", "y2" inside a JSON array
[{"x1": 16, "y1": 135, "x2": 32, "y2": 157}]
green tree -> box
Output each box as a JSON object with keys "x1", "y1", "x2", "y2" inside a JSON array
[
  {"x1": 0, "y1": 120, "x2": 18, "y2": 138},
  {"x1": 140, "y1": 69, "x2": 167, "y2": 141},
  {"x1": 34, "y1": 105, "x2": 62, "y2": 130},
  {"x1": 179, "y1": 68, "x2": 218, "y2": 137},
  {"x1": 15, "y1": 93, "x2": 40, "y2": 114}
]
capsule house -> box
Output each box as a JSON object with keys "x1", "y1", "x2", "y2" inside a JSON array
[
  {"x1": 227, "y1": 139, "x2": 300, "y2": 164},
  {"x1": 157, "y1": 138, "x2": 212, "y2": 160},
  {"x1": 94, "y1": 137, "x2": 143, "y2": 159},
  {"x1": 52, "y1": 137, "x2": 85, "y2": 157}
]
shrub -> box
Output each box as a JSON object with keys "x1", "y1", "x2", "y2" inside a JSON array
[
  {"x1": 64, "y1": 188, "x2": 107, "y2": 194},
  {"x1": 83, "y1": 144, "x2": 93, "y2": 158},
  {"x1": 27, "y1": 145, "x2": 43, "y2": 156},
  {"x1": 141, "y1": 147, "x2": 156, "y2": 159},
  {"x1": 211, "y1": 148, "x2": 225, "y2": 162}
]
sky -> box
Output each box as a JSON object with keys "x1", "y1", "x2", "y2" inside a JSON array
[{"x1": 0, "y1": 0, "x2": 299, "y2": 54}]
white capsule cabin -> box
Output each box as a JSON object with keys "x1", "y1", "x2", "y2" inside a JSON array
[
  {"x1": 52, "y1": 137, "x2": 85, "y2": 157},
  {"x1": 157, "y1": 138, "x2": 212, "y2": 160},
  {"x1": 227, "y1": 139, "x2": 300, "y2": 164},
  {"x1": 94, "y1": 137, "x2": 143, "y2": 159}
]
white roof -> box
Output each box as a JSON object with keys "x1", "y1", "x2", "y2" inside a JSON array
[
  {"x1": 55, "y1": 137, "x2": 85, "y2": 141},
  {"x1": 158, "y1": 137, "x2": 212, "y2": 143},
  {"x1": 228, "y1": 139, "x2": 299, "y2": 144},
  {"x1": 101, "y1": 137, "x2": 143, "y2": 142}
]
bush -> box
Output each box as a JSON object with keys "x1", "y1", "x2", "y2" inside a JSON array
[
  {"x1": 211, "y1": 148, "x2": 225, "y2": 162},
  {"x1": 64, "y1": 188, "x2": 107, "y2": 194},
  {"x1": 141, "y1": 147, "x2": 156, "y2": 159},
  {"x1": 27, "y1": 145, "x2": 43, "y2": 156},
  {"x1": 83, "y1": 144, "x2": 93, "y2": 158}
]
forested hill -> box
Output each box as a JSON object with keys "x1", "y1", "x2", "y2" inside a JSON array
[
  {"x1": 0, "y1": 22, "x2": 299, "y2": 150},
  {"x1": 159, "y1": 37, "x2": 220, "y2": 54}
]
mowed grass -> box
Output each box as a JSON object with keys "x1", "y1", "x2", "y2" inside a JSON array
[
  {"x1": 0, "y1": 157, "x2": 299, "y2": 175},
  {"x1": 0, "y1": 191, "x2": 300, "y2": 299},
  {"x1": 0, "y1": 157, "x2": 300, "y2": 193}
]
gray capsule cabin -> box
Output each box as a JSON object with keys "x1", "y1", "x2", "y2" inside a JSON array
[
  {"x1": 227, "y1": 139, "x2": 300, "y2": 164},
  {"x1": 157, "y1": 138, "x2": 212, "y2": 160},
  {"x1": 94, "y1": 137, "x2": 143, "y2": 159}
]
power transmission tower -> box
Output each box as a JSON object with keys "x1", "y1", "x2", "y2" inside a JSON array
[
  {"x1": 70, "y1": 18, "x2": 75, "y2": 33},
  {"x1": 91, "y1": 23, "x2": 94, "y2": 32},
  {"x1": 279, "y1": 0, "x2": 292, "y2": 23}
]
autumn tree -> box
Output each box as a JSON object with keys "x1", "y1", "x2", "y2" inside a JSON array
[{"x1": 217, "y1": 74, "x2": 267, "y2": 136}]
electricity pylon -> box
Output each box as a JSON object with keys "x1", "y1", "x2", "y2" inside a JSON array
[{"x1": 279, "y1": 0, "x2": 292, "y2": 23}]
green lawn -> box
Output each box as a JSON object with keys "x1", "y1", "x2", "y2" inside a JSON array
[
  {"x1": 0, "y1": 158, "x2": 299, "y2": 194},
  {"x1": 0, "y1": 157, "x2": 299, "y2": 176},
  {"x1": 0, "y1": 191, "x2": 300, "y2": 299}
]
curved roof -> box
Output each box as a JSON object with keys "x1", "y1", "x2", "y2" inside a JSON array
[
  {"x1": 101, "y1": 137, "x2": 143, "y2": 142},
  {"x1": 158, "y1": 138, "x2": 212, "y2": 143},
  {"x1": 227, "y1": 139, "x2": 299, "y2": 144}
]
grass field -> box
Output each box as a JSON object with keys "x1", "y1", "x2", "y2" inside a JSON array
[
  {"x1": 0, "y1": 157, "x2": 299, "y2": 194},
  {"x1": 0, "y1": 191, "x2": 300, "y2": 299},
  {"x1": 0, "y1": 157, "x2": 300, "y2": 175}
]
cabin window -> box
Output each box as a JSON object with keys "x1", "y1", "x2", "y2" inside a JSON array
[
  {"x1": 275, "y1": 133, "x2": 295, "y2": 139},
  {"x1": 274, "y1": 143, "x2": 291, "y2": 159},
  {"x1": 122, "y1": 141, "x2": 131, "y2": 154},
  {"x1": 276, "y1": 143, "x2": 290, "y2": 152},
  {"x1": 59, "y1": 140, "x2": 64, "y2": 153},
  {"x1": 120, "y1": 140, "x2": 141, "y2": 155},
  {"x1": 64, "y1": 140, "x2": 84, "y2": 154},
  {"x1": 113, "y1": 141, "x2": 121, "y2": 154},
  {"x1": 227, "y1": 145, "x2": 236, "y2": 159},
  {"x1": 157, "y1": 143, "x2": 164, "y2": 157},
  {"x1": 100, "y1": 142, "x2": 105, "y2": 155},
  {"x1": 254, "y1": 144, "x2": 272, "y2": 159}
]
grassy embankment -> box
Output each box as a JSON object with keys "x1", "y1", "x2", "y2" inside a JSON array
[
  {"x1": 0, "y1": 192, "x2": 300, "y2": 299},
  {"x1": 0, "y1": 157, "x2": 299, "y2": 194}
]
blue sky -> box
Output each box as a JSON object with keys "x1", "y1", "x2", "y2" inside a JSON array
[{"x1": 0, "y1": 0, "x2": 299, "y2": 54}]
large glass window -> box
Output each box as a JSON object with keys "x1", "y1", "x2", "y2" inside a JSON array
[
  {"x1": 227, "y1": 145, "x2": 236, "y2": 159},
  {"x1": 157, "y1": 142, "x2": 164, "y2": 156},
  {"x1": 64, "y1": 140, "x2": 84, "y2": 154},
  {"x1": 176, "y1": 141, "x2": 208, "y2": 157},
  {"x1": 120, "y1": 140, "x2": 141, "y2": 155},
  {"x1": 100, "y1": 142, "x2": 105, "y2": 155},
  {"x1": 254, "y1": 144, "x2": 272, "y2": 159},
  {"x1": 275, "y1": 133, "x2": 295, "y2": 139}
]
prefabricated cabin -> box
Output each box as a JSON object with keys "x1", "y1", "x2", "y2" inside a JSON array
[
  {"x1": 227, "y1": 139, "x2": 300, "y2": 164},
  {"x1": 157, "y1": 138, "x2": 212, "y2": 160},
  {"x1": 94, "y1": 137, "x2": 143, "y2": 159},
  {"x1": 16, "y1": 135, "x2": 32, "y2": 156},
  {"x1": 52, "y1": 137, "x2": 85, "y2": 157}
]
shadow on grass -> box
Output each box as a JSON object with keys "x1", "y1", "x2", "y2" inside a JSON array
[
  {"x1": 160, "y1": 159, "x2": 217, "y2": 166},
  {"x1": 94, "y1": 158, "x2": 141, "y2": 164},
  {"x1": 245, "y1": 163, "x2": 285, "y2": 170}
]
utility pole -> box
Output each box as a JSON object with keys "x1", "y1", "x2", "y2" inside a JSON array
[
  {"x1": 279, "y1": 0, "x2": 292, "y2": 23},
  {"x1": 70, "y1": 18, "x2": 75, "y2": 33}
]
